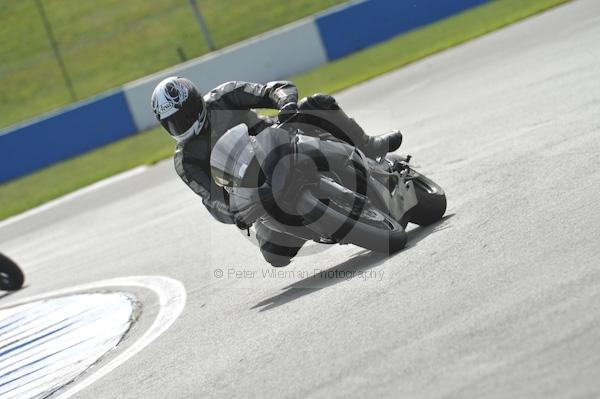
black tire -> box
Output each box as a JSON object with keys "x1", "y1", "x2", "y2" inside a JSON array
[
  {"x1": 296, "y1": 190, "x2": 407, "y2": 254},
  {"x1": 407, "y1": 172, "x2": 447, "y2": 226},
  {"x1": 0, "y1": 253, "x2": 24, "y2": 291}
]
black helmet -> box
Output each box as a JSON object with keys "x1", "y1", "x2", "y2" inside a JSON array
[{"x1": 151, "y1": 76, "x2": 207, "y2": 142}]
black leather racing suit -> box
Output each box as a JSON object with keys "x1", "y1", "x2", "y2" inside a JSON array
[
  {"x1": 174, "y1": 80, "x2": 370, "y2": 267},
  {"x1": 174, "y1": 81, "x2": 297, "y2": 224}
]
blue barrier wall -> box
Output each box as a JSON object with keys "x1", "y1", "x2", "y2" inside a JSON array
[
  {"x1": 1, "y1": 0, "x2": 493, "y2": 184},
  {"x1": 0, "y1": 90, "x2": 136, "y2": 183},
  {"x1": 315, "y1": 0, "x2": 491, "y2": 60}
]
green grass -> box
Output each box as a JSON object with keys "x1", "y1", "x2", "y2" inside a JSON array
[
  {"x1": 0, "y1": 0, "x2": 345, "y2": 129},
  {"x1": 0, "y1": 0, "x2": 572, "y2": 220}
]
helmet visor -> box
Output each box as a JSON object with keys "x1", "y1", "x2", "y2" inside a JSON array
[{"x1": 161, "y1": 104, "x2": 205, "y2": 138}]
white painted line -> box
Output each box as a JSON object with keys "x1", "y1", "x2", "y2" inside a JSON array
[
  {"x1": 0, "y1": 275, "x2": 186, "y2": 399},
  {"x1": 0, "y1": 166, "x2": 148, "y2": 230},
  {"x1": 0, "y1": 293, "x2": 135, "y2": 399}
]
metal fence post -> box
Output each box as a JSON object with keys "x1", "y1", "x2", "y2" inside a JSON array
[
  {"x1": 34, "y1": 0, "x2": 77, "y2": 102},
  {"x1": 188, "y1": 0, "x2": 216, "y2": 52}
]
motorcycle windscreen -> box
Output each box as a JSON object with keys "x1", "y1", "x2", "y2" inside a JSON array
[
  {"x1": 210, "y1": 124, "x2": 263, "y2": 188},
  {"x1": 250, "y1": 127, "x2": 292, "y2": 180}
]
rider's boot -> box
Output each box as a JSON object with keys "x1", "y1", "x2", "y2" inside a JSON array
[
  {"x1": 362, "y1": 129, "x2": 403, "y2": 158},
  {"x1": 298, "y1": 94, "x2": 403, "y2": 158}
]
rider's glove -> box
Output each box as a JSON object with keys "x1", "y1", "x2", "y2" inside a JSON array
[{"x1": 278, "y1": 102, "x2": 298, "y2": 123}]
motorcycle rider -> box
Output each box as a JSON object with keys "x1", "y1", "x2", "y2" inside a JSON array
[{"x1": 151, "y1": 76, "x2": 403, "y2": 267}]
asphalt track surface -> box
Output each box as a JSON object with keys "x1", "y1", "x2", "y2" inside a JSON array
[{"x1": 1, "y1": 1, "x2": 600, "y2": 397}]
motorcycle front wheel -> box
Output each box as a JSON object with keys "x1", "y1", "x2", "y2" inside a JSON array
[{"x1": 295, "y1": 189, "x2": 407, "y2": 254}]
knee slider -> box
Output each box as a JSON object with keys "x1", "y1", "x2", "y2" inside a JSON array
[{"x1": 260, "y1": 242, "x2": 293, "y2": 267}]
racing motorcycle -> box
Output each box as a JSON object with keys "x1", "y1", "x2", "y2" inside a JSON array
[
  {"x1": 0, "y1": 253, "x2": 24, "y2": 291},
  {"x1": 210, "y1": 113, "x2": 446, "y2": 254}
]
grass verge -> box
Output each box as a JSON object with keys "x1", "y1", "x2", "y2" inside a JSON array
[
  {"x1": 0, "y1": 0, "x2": 345, "y2": 129},
  {"x1": 0, "y1": 0, "x2": 572, "y2": 221}
]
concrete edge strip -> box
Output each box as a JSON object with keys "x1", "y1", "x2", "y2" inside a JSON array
[{"x1": 0, "y1": 165, "x2": 148, "y2": 230}]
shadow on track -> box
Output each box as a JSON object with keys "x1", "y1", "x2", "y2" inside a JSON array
[
  {"x1": 404, "y1": 213, "x2": 455, "y2": 250},
  {"x1": 0, "y1": 290, "x2": 22, "y2": 301},
  {"x1": 252, "y1": 214, "x2": 454, "y2": 311}
]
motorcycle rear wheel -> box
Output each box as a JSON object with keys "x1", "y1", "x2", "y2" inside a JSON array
[
  {"x1": 407, "y1": 172, "x2": 447, "y2": 226},
  {"x1": 0, "y1": 253, "x2": 24, "y2": 291}
]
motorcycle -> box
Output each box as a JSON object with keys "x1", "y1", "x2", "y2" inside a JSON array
[
  {"x1": 0, "y1": 253, "x2": 24, "y2": 291},
  {"x1": 210, "y1": 113, "x2": 446, "y2": 255}
]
